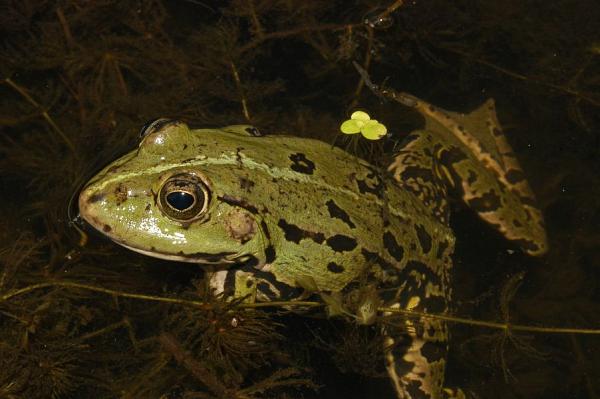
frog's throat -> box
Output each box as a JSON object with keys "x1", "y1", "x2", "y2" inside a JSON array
[{"x1": 117, "y1": 240, "x2": 241, "y2": 265}]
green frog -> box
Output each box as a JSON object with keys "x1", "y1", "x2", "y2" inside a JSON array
[{"x1": 78, "y1": 99, "x2": 547, "y2": 398}]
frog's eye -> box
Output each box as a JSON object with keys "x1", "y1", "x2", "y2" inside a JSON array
[
  {"x1": 140, "y1": 118, "x2": 178, "y2": 138},
  {"x1": 159, "y1": 174, "x2": 210, "y2": 221}
]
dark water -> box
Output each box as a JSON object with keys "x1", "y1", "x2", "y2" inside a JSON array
[{"x1": 0, "y1": 1, "x2": 598, "y2": 398}]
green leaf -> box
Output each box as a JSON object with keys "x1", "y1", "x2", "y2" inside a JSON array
[
  {"x1": 340, "y1": 110, "x2": 387, "y2": 140},
  {"x1": 350, "y1": 110, "x2": 370, "y2": 121},
  {"x1": 340, "y1": 119, "x2": 361, "y2": 134},
  {"x1": 361, "y1": 120, "x2": 387, "y2": 140}
]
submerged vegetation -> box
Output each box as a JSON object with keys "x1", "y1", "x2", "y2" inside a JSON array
[{"x1": 0, "y1": 1, "x2": 599, "y2": 398}]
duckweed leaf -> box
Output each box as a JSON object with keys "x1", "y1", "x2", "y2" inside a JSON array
[{"x1": 340, "y1": 111, "x2": 387, "y2": 140}]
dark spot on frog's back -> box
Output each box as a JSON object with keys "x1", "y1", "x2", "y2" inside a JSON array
[
  {"x1": 326, "y1": 199, "x2": 356, "y2": 229},
  {"x1": 289, "y1": 153, "x2": 315, "y2": 175},
  {"x1": 355, "y1": 171, "x2": 383, "y2": 197},
  {"x1": 277, "y1": 219, "x2": 325, "y2": 244},
  {"x1": 277, "y1": 219, "x2": 303, "y2": 243},
  {"x1": 265, "y1": 245, "x2": 276, "y2": 263},
  {"x1": 102, "y1": 224, "x2": 112, "y2": 232},
  {"x1": 326, "y1": 234, "x2": 357, "y2": 252},
  {"x1": 402, "y1": 260, "x2": 441, "y2": 289},
  {"x1": 327, "y1": 262, "x2": 345, "y2": 273},
  {"x1": 414, "y1": 224, "x2": 432, "y2": 254},
  {"x1": 383, "y1": 231, "x2": 404, "y2": 262},
  {"x1": 361, "y1": 248, "x2": 396, "y2": 273}
]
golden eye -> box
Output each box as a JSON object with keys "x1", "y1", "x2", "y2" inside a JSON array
[{"x1": 159, "y1": 174, "x2": 210, "y2": 221}]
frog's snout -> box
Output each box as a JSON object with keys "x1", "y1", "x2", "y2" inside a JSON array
[
  {"x1": 79, "y1": 189, "x2": 106, "y2": 208},
  {"x1": 78, "y1": 186, "x2": 107, "y2": 231}
]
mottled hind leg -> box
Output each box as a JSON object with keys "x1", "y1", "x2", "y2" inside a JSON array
[
  {"x1": 382, "y1": 310, "x2": 448, "y2": 398},
  {"x1": 384, "y1": 327, "x2": 470, "y2": 399},
  {"x1": 380, "y1": 268, "x2": 471, "y2": 399}
]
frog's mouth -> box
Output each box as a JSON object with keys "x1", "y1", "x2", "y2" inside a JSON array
[
  {"x1": 115, "y1": 240, "x2": 241, "y2": 265},
  {"x1": 81, "y1": 217, "x2": 245, "y2": 265},
  {"x1": 78, "y1": 188, "x2": 245, "y2": 266}
]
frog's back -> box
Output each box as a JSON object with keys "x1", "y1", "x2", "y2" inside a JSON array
[{"x1": 197, "y1": 129, "x2": 444, "y2": 293}]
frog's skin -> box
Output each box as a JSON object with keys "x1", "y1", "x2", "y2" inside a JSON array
[{"x1": 79, "y1": 101, "x2": 547, "y2": 399}]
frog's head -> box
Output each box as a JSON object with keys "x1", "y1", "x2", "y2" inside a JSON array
[{"x1": 78, "y1": 120, "x2": 267, "y2": 266}]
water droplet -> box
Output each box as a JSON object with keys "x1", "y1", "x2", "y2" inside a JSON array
[{"x1": 363, "y1": 8, "x2": 394, "y2": 30}]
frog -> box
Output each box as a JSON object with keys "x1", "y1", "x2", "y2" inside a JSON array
[{"x1": 78, "y1": 98, "x2": 547, "y2": 398}]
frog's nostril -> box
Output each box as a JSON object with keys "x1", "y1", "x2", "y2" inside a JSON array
[
  {"x1": 78, "y1": 187, "x2": 106, "y2": 220},
  {"x1": 86, "y1": 192, "x2": 106, "y2": 204}
]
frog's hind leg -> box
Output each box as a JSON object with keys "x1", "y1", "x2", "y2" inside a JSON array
[
  {"x1": 389, "y1": 99, "x2": 548, "y2": 256},
  {"x1": 381, "y1": 307, "x2": 469, "y2": 399},
  {"x1": 382, "y1": 321, "x2": 443, "y2": 398}
]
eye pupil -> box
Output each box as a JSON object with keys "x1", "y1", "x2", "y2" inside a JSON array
[
  {"x1": 159, "y1": 174, "x2": 210, "y2": 221},
  {"x1": 166, "y1": 191, "x2": 195, "y2": 211}
]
